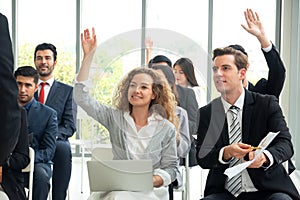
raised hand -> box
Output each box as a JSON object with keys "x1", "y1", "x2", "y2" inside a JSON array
[
  {"x1": 81, "y1": 27, "x2": 97, "y2": 56},
  {"x1": 145, "y1": 37, "x2": 153, "y2": 65},
  {"x1": 145, "y1": 37, "x2": 153, "y2": 50},
  {"x1": 77, "y1": 28, "x2": 97, "y2": 82},
  {"x1": 241, "y1": 9, "x2": 270, "y2": 48}
]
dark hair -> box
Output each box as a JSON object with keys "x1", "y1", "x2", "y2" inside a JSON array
[
  {"x1": 212, "y1": 47, "x2": 248, "y2": 70},
  {"x1": 173, "y1": 57, "x2": 199, "y2": 87},
  {"x1": 34, "y1": 43, "x2": 57, "y2": 61},
  {"x1": 14, "y1": 66, "x2": 39, "y2": 84},
  {"x1": 228, "y1": 44, "x2": 248, "y2": 56},
  {"x1": 148, "y1": 55, "x2": 172, "y2": 67},
  {"x1": 150, "y1": 65, "x2": 179, "y2": 105}
]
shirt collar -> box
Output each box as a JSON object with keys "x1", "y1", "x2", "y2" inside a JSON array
[
  {"x1": 38, "y1": 76, "x2": 54, "y2": 87},
  {"x1": 24, "y1": 98, "x2": 34, "y2": 111},
  {"x1": 221, "y1": 89, "x2": 245, "y2": 113},
  {"x1": 124, "y1": 112, "x2": 164, "y2": 124}
]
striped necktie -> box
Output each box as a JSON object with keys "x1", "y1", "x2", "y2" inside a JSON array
[{"x1": 227, "y1": 105, "x2": 242, "y2": 197}]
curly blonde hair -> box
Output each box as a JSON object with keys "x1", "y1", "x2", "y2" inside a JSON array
[{"x1": 112, "y1": 67, "x2": 178, "y2": 129}]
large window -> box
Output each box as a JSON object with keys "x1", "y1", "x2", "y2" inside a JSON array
[
  {"x1": 213, "y1": 0, "x2": 277, "y2": 91},
  {"x1": 6, "y1": 0, "x2": 291, "y2": 159},
  {"x1": 80, "y1": 0, "x2": 143, "y2": 148},
  {"x1": 17, "y1": 0, "x2": 76, "y2": 85},
  {"x1": 146, "y1": 0, "x2": 209, "y2": 106}
]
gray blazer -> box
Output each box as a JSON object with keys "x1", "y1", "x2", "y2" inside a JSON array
[{"x1": 74, "y1": 83, "x2": 178, "y2": 183}]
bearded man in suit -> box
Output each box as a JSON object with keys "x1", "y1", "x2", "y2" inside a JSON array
[{"x1": 34, "y1": 43, "x2": 77, "y2": 200}]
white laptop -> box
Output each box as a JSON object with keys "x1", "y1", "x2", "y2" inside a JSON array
[{"x1": 87, "y1": 159, "x2": 153, "y2": 192}]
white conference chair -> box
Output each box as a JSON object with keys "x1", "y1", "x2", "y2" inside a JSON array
[
  {"x1": 69, "y1": 138, "x2": 85, "y2": 194},
  {"x1": 88, "y1": 146, "x2": 113, "y2": 198},
  {"x1": 22, "y1": 147, "x2": 35, "y2": 200},
  {"x1": 91, "y1": 146, "x2": 113, "y2": 161},
  {"x1": 0, "y1": 191, "x2": 9, "y2": 200},
  {"x1": 174, "y1": 155, "x2": 190, "y2": 200}
]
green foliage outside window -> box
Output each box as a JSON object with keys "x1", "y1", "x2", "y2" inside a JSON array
[
  {"x1": 17, "y1": 43, "x2": 123, "y2": 147},
  {"x1": 17, "y1": 43, "x2": 75, "y2": 85}
]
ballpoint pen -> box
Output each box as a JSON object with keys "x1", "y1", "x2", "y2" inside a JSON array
[{"x1": 250, "y1": 146, "x2": 261, "y2": 150}]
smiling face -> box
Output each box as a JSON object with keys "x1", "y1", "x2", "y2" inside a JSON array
[
  {"x1": 34, "y1": 49, "x2": 57, "y2": 79},
  {"x1": 213, "y1": 54, "x2": 246, "y2": 97},
  {"x1": 127, "y1": 73, "x2": 155, "y2": 109}
]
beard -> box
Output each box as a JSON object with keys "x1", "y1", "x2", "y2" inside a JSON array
[
  {"x1": 39, "y1": 71, "x2": 52, "y2": 77},
  {"x1": 37, "y1": 65, "x2": 54, "y2": 77}
]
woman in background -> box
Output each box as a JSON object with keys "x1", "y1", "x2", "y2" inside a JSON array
[
  {"x1": 173, "y1": 57, "x2": 206, "y2": 107},
  {"x1": 151, "y1": 65, "x2": 191, "y2": 200}
]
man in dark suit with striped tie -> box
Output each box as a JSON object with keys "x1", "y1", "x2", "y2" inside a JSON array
[{"x1": 196, "y1": 47, "x2": 299, "y2": 200}]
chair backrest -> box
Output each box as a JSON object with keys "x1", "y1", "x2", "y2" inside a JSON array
[
  {"x1": 22, "y1": 147, "x2": 35, "y2": 200},
  {"x1": 91, "y1": 146, "x2": 114, "y2": 161},
  {"x1": 0, "y1": 191, "x2": 9, "y2": 200},
  {"x1": 174, "y1": 155, "x2": 190, "y2": 200}
]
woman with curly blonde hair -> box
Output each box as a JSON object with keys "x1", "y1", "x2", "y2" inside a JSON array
[
  {"x1": 74, "y1": 28, "x2": 179, "y2": 200},
  {"x1": 112, "y1": 67, "x2": 178, "y2": 128}
]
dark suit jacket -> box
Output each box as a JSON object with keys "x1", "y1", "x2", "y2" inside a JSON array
[
  {"x1": 2, "y1": 108, "x2": 30, "y2": 200},
  {"x1": 176, "y1": 85, "x2": 199, "y2": 166},
  {"x1": 248, "y1": 44, "x2": 286, "y2": 99},
  {"x1": 35, "y1": 80, "x2": 76, "y2": 140},
  {"x1": 27, "y1": 99, "x2": 57, "y2": 163},
  {"x1": 0, "y1": 13, "x2": 21, "y2": 164},
  {"x1": 247, "y1": 44, "x2": 296, "y2": 174},
  {"x1": 196, "y1": 89, "x2": 300, "y2": 200},
  {"x1": 176, "y1": 85, "x2": 198, "y2": 135}
]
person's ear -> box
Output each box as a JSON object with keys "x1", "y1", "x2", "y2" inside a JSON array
[
  {"x1": 53, "y1": 60, "x2": 57, "y2": 67},
  {"x1": 239, "y1": 68, "x2": 247, "y2": 80}
]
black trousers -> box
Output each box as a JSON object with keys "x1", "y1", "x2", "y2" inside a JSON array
[
  {"x1": 201, "y1": 191, "x2": 293, "y2": 200},
  {"x1": 52, "y1": 140, "x2": 72, "y2": 200}
]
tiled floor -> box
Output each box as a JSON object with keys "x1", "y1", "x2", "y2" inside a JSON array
[{"x1": 68, "y1": 156, "x2": 300, "y2": 200}]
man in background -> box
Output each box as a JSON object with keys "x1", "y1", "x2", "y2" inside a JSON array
[
  {"x1": 34, "y1": 43, "x2": 77, "y2": 200},
  {"x1": 229, "y1": 9, "x2": 286, "y2": 99},
  {"x1": 15, "y1": 66, "x2": 57, "y2": 200}
]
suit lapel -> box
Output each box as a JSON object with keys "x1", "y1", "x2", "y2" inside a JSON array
[
  {"x1": 242, "y1": 89, "x2": 255, "y2": 143},
  {"x1": 27, "y1": 99, "x2": 39, "y2": 126},
  {"x1": 46, "y1": 80, "x2": 59, "y2": 105},
  {"x1": 198, "y1": 97, "x2": 227, "y2": 158},
  {"x1": 34, "y1": 81, "x2": 60, "y2": 104}
]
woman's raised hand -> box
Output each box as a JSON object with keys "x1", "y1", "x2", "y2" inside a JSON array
[{"x1": 81, "y1": 27, "x2": 97, "y2": 56}]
